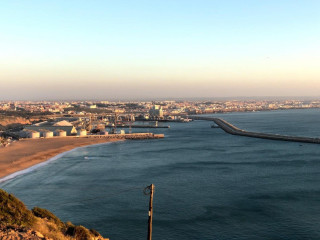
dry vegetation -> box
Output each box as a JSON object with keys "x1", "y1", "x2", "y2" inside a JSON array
[
  {"x1": 0, "y1": 116, "x2": 31, "y2": 126},
  {"x1": 0, "y1": 189, "x2": 108, "y2": 240}
]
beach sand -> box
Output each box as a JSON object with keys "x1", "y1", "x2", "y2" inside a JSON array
[{"x1": 0, "y1": 137, "x2": 122, "y2": 179}]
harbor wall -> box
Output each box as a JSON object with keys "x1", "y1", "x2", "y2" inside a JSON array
[{"x1": 190, "y1": 116, "x2": 320, "y2": 144}]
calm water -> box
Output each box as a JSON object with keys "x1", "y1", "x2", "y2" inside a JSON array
[{"x1": 2, "y1": 109, "x2": 320, "y2": 240}]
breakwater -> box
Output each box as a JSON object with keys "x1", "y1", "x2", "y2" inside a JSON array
[
  {"x1": 105, "y1": 124, "x2": 170, "y2": 128},
  {"x1": 190, "y1": 116, "x2": 320, "y2": 144},
  {"x1": 86, "y1": 133, "x2": 164, "y2": 140}
]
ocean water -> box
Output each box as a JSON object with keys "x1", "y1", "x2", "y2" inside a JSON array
[{"x1": 2, "y1": 109, "x2": 320, "y2": 240}]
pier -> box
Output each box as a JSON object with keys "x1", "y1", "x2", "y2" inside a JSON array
[
  {"x1": 85, "y1": 133, "x2": 164, "y2": 140},
  {"x1": 105, "y1": 124, "x2": 170, "y2": 129},
  {"x1": 189, "y1": 116, "x2": 320, "y2": 144}
]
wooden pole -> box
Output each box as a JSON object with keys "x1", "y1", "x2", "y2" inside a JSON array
[{"x1": 147, "y1": 184, "x2": 154, "y2": 240}]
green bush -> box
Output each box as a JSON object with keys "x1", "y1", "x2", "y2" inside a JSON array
[
  {"x1": 90, "y1": 228, "x2": 100, "y2": 237},
  {"x1": 32, "y1": 207, "x2": 65, "y2": 228},
  {"x1": 0, "y1": 189, "x2": 35, "y2": 227},
  {"x1": 0, "y1": 189, "x2": 105, "y2": 239},
  {"x1": 66, "y1": 225, "x2": 93, "y2": 240}
]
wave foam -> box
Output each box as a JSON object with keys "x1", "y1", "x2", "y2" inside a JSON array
[{"x1": 0, "y1": 141, "x2": 115, "y2": 184}]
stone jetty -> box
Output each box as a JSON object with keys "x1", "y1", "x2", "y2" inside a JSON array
[
  {"x1": 190, "y1": 116, "x2": 320, "y2": 144},
  {"x1": 86, "y1": 133, "x2": 164, "y2": 140}
]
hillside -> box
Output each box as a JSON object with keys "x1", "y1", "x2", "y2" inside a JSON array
[
  {"x1": 0, "y1": 116, "x2": 31, "y2": 126},
  {"x1": 0, "y1": 189, "x2": 108, "y2": 240}
]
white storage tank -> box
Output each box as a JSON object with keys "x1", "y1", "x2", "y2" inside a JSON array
[
  {"x1": 28, "y1": 130, "x2": 40, "y2": 139},
  {"x1": 78, "y1": 129, "x2": 87, "y2": 136},
  {"x1": 55, "y1": 129, "x2": 67, "y2": 137},
  {"x1": 42, "y1": 130, "x2": 54, "y2": 138}
]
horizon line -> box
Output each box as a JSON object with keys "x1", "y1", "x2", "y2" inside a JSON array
[{"x1": 1, "y1": 95, "x2": 320, "y2": 102}]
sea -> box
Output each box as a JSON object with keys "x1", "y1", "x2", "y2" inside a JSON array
[{"x1": 1, "y1": 109, "x2": 320, "y2": 240}]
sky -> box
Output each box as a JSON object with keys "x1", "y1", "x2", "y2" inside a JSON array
[{"x1": 0, "y1": 0, "x2": 319, "y2": 100}]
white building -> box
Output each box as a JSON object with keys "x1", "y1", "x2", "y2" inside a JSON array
[
  {"x1": 55, "y1": 129, "x2": 67, "y2": 137},
  {"x1": 149, "y1": 105, "x2": 164, "y2": 118},
  {"x1": 23, "y1": 130, "x2": 40, "y2": 139},
  {"x1": 78, "y1": 129, "x2": 87, "y2": 136}
]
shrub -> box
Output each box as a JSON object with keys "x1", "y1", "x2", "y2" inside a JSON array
[
  {"x1": 0, "y1": 189, "x2": 35, "y2": 227},
  {"x1": 32, "y1": 207, "x2": 65, "y2": 229},
  {"x1": 90, "y1": 228, "x2": 100, "y2": 237},
  {"x1": 0, "y1": 189, "x2": 105, "y2": 239},
  {"x1": 66, "y1": 225, "x2": 92, "y2": 240},
  {"x1": 74, "y1": 226, "x2": 92, "y2": 240}
]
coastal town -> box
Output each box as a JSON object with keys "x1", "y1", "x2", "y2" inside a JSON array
[
  {"x1": 2, "y1": 0, "x2": 320, "y2": 239},
  {"x1": 1, "y1": 98, "x2": 320, "y2": 147},
  {"x1": 1, "y1": 99, "x2": 320, "y2": 116}
]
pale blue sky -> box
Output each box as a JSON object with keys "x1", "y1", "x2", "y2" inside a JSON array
[{"x1": 1, "y1": 1, "x2": 319, "y2": 100}]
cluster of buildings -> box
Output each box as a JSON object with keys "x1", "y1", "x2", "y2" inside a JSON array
[
  {"x1": 1, "y1": 98, "x2": 319, "y2": 145},
  {"x1": 1, "y1": 99, "x2": 320, "y2": 117},
  {"x1": 1, "y1": 99, "x2": 320, "y2": 137},
  {"x1": 22, "y1": 120, "x2": 79, "y2": 138},
  {"x1": 0, "y1": 101, "x2": 72, "y2": 113}
]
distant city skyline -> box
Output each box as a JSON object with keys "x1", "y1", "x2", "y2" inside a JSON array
[{"x1": 1, "y1": 0, "x2": 320, "y2": 100}]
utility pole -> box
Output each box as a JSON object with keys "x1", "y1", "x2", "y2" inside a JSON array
[{"x1": 144, "y1": 184, "x2": 155, "y2": 240}]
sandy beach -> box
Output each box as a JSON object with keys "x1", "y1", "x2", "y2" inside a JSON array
[{"x1": 0, "y1": 137, "x2": 122, "y2": 179}]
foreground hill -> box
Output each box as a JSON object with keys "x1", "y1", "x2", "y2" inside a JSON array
[{"x1": 0, "y1": 189, "x2": 108, "y2": 240}]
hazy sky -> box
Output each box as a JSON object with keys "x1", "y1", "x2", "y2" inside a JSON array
[{"x1": 1, "y1": 0, "x2": 319, "y2": 100}]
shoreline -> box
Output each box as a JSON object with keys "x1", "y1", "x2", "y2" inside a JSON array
[{"x1": 0, "y1": 137, "x2": 123, "y2": 182}]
